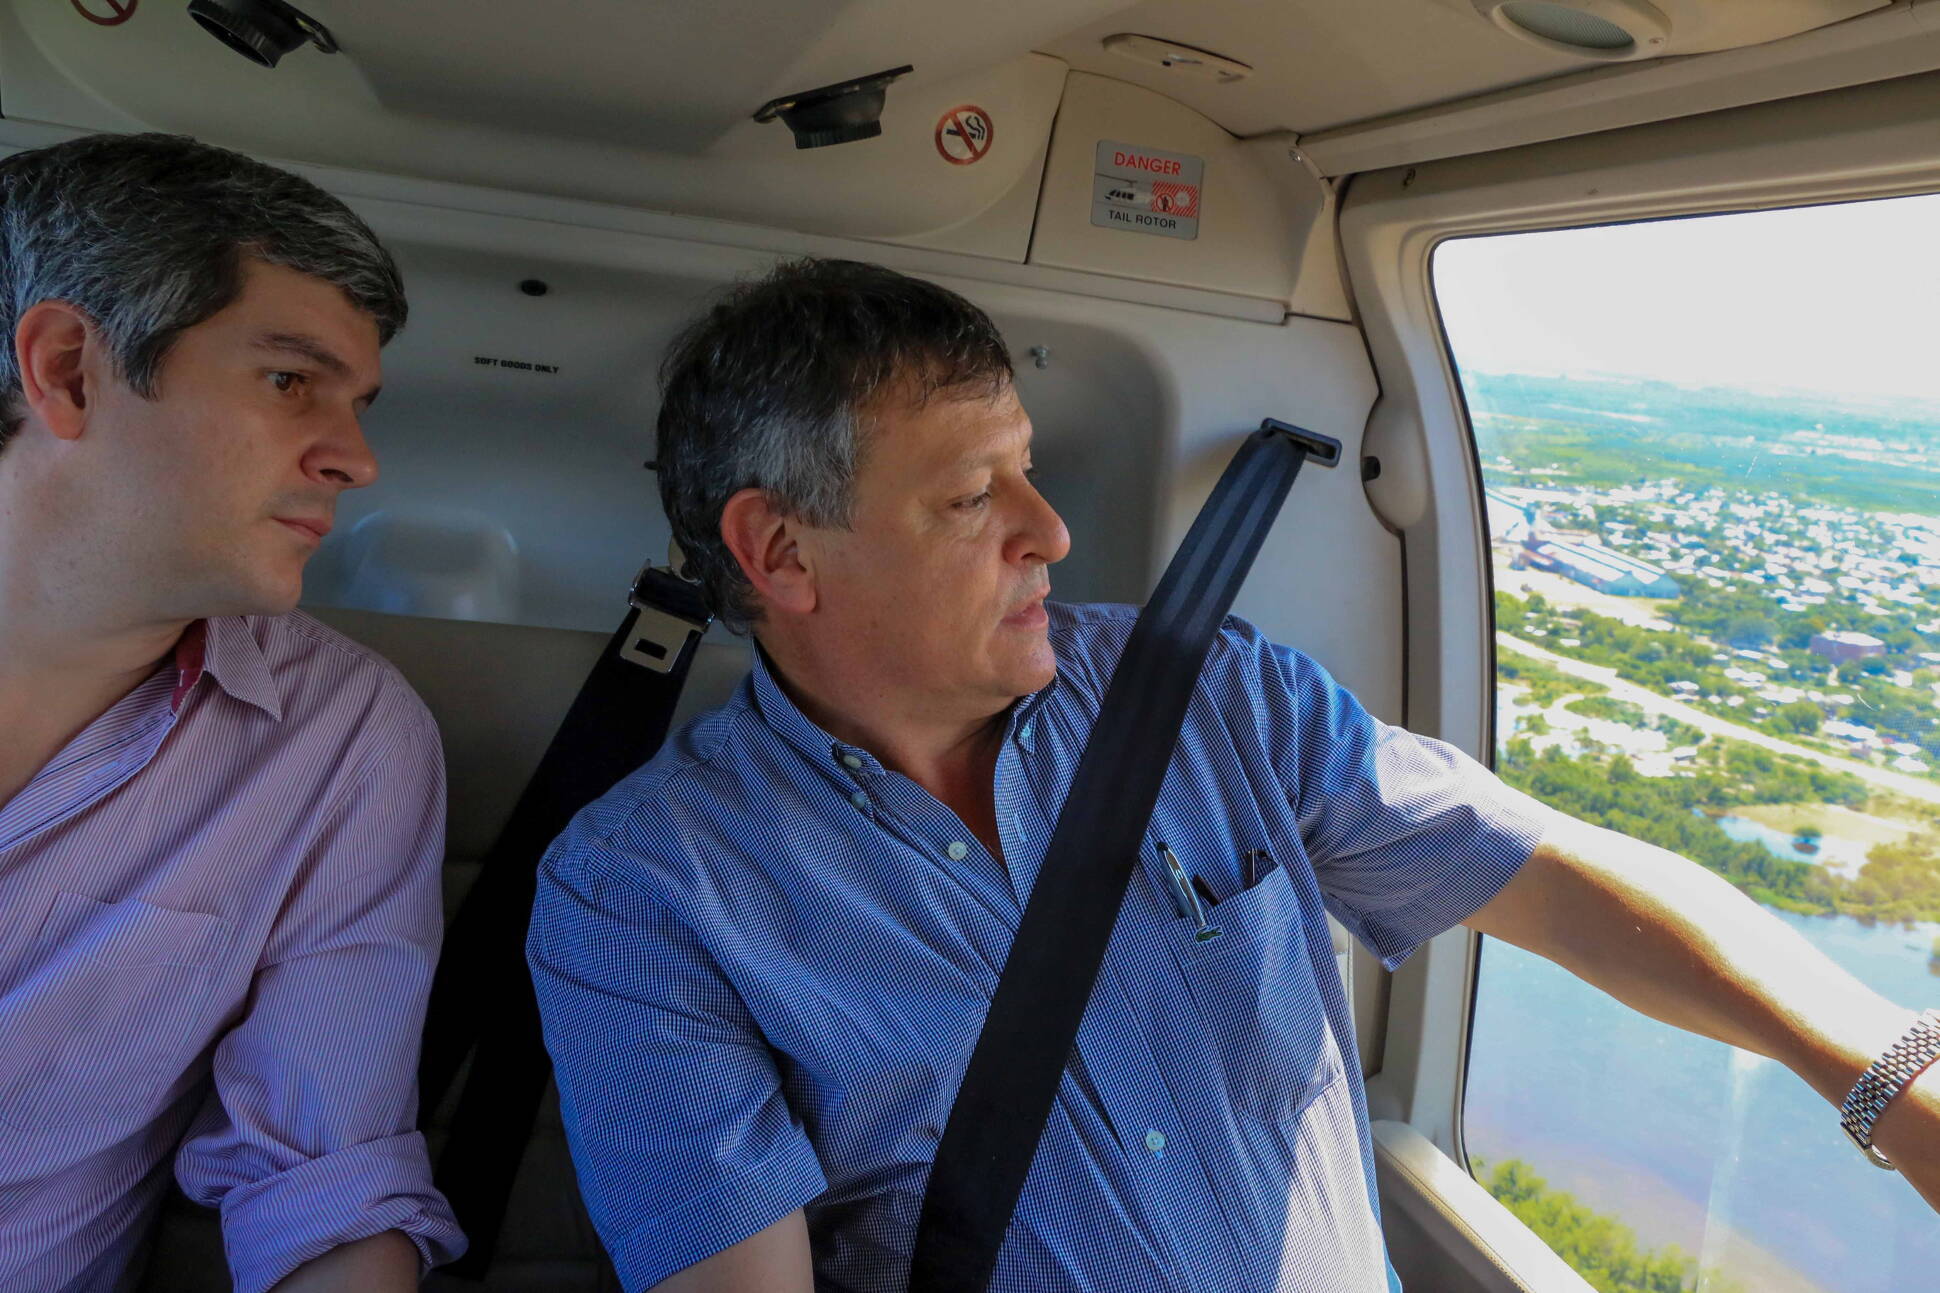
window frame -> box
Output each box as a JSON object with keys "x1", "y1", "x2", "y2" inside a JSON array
[{"x1": 1338, "y1": 65, "x2": 1940, "y2": 1164}]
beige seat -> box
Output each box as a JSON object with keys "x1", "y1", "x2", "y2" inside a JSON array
[{"x1": 137, "y1": 607, "x2": 754, "y2": 1291}]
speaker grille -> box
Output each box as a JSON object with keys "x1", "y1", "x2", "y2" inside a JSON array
[{"x1": 1499, "y1": 2, "x2": 1636, "y2": 50}]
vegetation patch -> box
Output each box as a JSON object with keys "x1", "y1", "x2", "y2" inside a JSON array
[
  {"x1": 1498, "y1": 736, "x2": 1940, "y2": 923},
  {"x1": 1565, "y1": 695, "x2": 1648, "y2": 726},
  {"x1": 1474, "y1": 1157, "x2": 1747, "y2": 1293},
  {"x1": 1498, "y1": 643, "x2": 1607, "y2": 707}
]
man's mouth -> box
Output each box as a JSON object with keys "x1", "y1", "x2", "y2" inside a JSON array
[
  {"x1": 275, "y1": 516, "x2": 333, "y2": 543},
  {"x1": 1004, "y1": 590, "x2": 1050, "y2": 626}
]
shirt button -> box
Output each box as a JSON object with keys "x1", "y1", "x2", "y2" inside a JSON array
[
  {"x1": 850, "y1": 791, "x2": 869, "y2": 810},
  {"x1": 945, "y1": 841, "x2": 969, "y2": 861},
  {"x1": 1145, "y1": 1129, "x2": 1166, "y2": 1156},
  {"x1": 1019, "y1": 721, "x2": 1034, "y2": 743},
  {"x1": 841, "y1": 754, "x2": 863, "y2": 770}
]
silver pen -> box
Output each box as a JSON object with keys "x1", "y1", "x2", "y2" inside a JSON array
[{"x1": 1159, "y1": 843, "x2": 1221, "y2": 942}]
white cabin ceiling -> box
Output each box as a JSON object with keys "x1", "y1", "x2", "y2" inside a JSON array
[
  {"x1": 336, "y1": 0, "x2": 1131, "y2": 155},
  {"x1": 1040, "y1": 0, "x2": 1593, "y2": 137},
  {"x1": 5, "y1": 0, "x2": 1937, "y2": 203}
]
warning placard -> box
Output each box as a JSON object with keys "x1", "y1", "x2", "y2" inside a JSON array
[
  {"x1": 935, "y1": 106, "x2": 993, "y2": 166},
  {"x1": 72, "y1": 0, "x2": 138, "y2": 24},
  {"x1": 1091, "y1": 141, "x2": 1202, "y2": 241}
]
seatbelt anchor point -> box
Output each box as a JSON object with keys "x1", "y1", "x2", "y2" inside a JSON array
[
  {"x1": 622, "y1": 557, "x2": 715, "y2": 673},
  {"x1": 1259, "y1": 417, "x2": 1341, "y2": 468}
]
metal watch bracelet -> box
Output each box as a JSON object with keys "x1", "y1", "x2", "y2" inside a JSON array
[{"x1": 1840, "y1": 1008, "x2": 1940, "y2": 1169}]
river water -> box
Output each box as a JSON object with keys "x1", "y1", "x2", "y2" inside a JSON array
[{"x1": 1467, "y1": 907, "x2": 1940, "y2": 1291}]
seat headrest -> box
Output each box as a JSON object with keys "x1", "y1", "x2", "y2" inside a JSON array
[{"x1": 305, "y1": 605, "x2": 751, "y2": 859}]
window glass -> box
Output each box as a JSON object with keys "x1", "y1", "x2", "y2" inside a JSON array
[{"x1": 1437, "y1": 196, "x2": 1940, "y2": 1293}]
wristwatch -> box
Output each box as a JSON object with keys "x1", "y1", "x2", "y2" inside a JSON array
[{"x1": 1840, "y1": 1008, "x2": 1940, "y2": 1169}]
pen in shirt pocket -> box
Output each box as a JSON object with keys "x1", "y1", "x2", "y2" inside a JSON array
[{"x1": 1158, "y1": 843, "x2": 1221, "y2": 942}]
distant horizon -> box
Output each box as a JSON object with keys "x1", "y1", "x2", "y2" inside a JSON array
[
  {"x1": 1462, "y1": 366, "x2": 1940, "y2": 420},
  {"x1": 1434, "y1": 192, "x2": 1940, "y2": 407}
]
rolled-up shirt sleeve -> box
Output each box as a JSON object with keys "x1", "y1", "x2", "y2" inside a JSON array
[
  {"x1": 174, "y1": 699, "x2": 464, "y2": 1293},
  {"x1": 1242, "y1": 621, "x2": 1556, "y2": 969},
  {"x1": 528, "y1": 829, "x2": 827, "y2": 1292}
]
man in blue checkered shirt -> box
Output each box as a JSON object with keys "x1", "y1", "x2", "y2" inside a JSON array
[{"x1": 528, "y1": 258, "x2": 1940, "y2": 1291}]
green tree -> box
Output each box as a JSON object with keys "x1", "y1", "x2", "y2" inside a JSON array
[
  {"x1": 1724, "y1": 615, "x2": 1775, "y2": 648},
  {"x1": 1474, "y1": 1157, "x2": 1746, "y2": 1293},
  {"x1": 1774, "y1": 701, "x2": 1823, "y2": 735}
]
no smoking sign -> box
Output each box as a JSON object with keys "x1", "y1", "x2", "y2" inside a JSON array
[
  {"x1": 934, "y1": 105, "x2": 993, "y2": 166},
  {"x1": 72, "y1": 0, "x2": 139, "y2": 26}
]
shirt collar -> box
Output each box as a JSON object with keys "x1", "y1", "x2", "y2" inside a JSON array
[
  {"x1": 1008, "y1": 679, "x2": 1056, "y2": 752},
  {"x1": 747, "y1": 641, "x2": 1058, "y2": 773},
  {"x1": 172, "y1": 617, "x2": 283, "y2": 721},
  {"x1": 747, "y1": 644, "x2": 872, "y2": 775}
]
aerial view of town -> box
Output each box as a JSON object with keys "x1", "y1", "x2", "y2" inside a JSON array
[
  {"x1": 1475, "y1": 370, "x2": 1940, "y2": 928},
  {"x1": 1454, "y1": 369, "x2": 1940, "y2": 1293}
]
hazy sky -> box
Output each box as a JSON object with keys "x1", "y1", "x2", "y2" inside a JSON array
[{"x1": 1432, "y1": 192, "x2": 1940, "y2": 405}]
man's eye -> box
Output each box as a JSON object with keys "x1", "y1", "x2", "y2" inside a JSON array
[
  {"x1": 269, "y1": 371, "x2": 306, "y2": 393},
  {"x1": 956, "y1": 492, "x2": 992, "y2": 511}
]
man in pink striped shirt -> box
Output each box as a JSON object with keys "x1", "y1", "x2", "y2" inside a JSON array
[{"x1": 0, "y1": 134, "x2": 462, "y2": 1290}]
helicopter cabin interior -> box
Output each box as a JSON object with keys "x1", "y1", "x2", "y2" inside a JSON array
[{"x1": 6, "y1": 0, "x2": 1940, "y2": 1288}]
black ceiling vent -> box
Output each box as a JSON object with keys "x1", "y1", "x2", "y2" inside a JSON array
[
  {"x1": 187, "y1": 0, "x2": 339, "y2": 69},
  {"x1": 753, "y1": 65, "x2": 913, "y2": 149}
]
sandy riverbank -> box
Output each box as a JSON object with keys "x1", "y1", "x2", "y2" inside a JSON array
[{"x1": 1733, "y1": 802, "x2": 1914, "y2": 847}]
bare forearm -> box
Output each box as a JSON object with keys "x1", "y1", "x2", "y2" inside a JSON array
[
  {"x1": 1476, "y1": 823, "x2": 1905, "y2": 1074},
  {"x1": 1470, "y1": 819, "x2": 1940, "y2": 1203},
  {"x1": 269, "y1": 1230, "x2": 419, "y2": 1292}
]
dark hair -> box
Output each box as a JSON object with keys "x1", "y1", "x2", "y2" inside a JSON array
[
  {"x1": 0, "y1": 132, "x2": 406, "y2": 451},
  {"x1": 655, "y1": 257, "x2": 1012, "y2": 632}
]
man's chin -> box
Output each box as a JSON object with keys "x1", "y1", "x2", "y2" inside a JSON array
[
  {"x1": 1003, "y1": 640, "x2": 1059, "y2": 698},
  {"x1": 201, "y1": 572, "x2": 304, "y2": 620}
]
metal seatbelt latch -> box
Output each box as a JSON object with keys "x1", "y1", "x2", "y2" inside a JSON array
[{"x1": 621, "y1": 560, "x2": 715, "y2": 673}]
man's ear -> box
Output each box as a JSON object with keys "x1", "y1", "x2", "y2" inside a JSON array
[
  {"x1": 720, "y1": 487, "x2": 817, "y2": 616},
  {"x1": 14, "y1": 300, "x2": 99, "y2": 443}
]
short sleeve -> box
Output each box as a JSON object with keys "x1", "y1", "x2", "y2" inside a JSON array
[
  {"x1": 528, "y1": 834, "x2": 827, "y2": 1291},
  {"x1": 1243, "y1": 622, "x2": 1555, "y2": 969}
]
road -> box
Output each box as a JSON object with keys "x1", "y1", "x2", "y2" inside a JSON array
[{"x1": 1497, "y1": 632, "x2": 1940, "y2": 807}]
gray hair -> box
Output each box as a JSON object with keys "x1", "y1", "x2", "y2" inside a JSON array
[
  {"x1": 0, "y1": 132, "x2": 405, "y2": 452},
  {"x1": 655, "y1": 258, "x2": 1012, "y2": 633}
]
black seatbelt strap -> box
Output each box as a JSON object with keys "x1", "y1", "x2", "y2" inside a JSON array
[
  {"x1": 419, "y1": 558, "x2": 714, "y2": 1278},
  {"x1": 909, "y1": 418, "x2": 1336, "y2": 1292}
]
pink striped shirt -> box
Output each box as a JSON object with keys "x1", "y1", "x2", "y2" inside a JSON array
[{"x1": 0, "y1": 612, "x2": 464, "y2": 1291}]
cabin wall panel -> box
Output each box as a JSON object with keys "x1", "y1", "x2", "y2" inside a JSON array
[{"x1": 286, "y1": 218, "x2": 1398, "y2": 716}]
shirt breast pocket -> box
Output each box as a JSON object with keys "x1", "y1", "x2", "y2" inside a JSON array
[
  {"x1": 1, "y1": 891, "x2": 231, "y2": 1132},
  {"x1": 1175, "y1": 866, "x2": 1343, "y2": 1128}
]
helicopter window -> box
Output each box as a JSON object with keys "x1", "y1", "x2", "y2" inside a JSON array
[{"x1": 1437, "y1": 193, "x2": 1940, "y2": 1293}]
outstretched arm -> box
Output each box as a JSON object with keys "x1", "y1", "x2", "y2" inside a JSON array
[{"x1": 1466, "y1": 816, "x2": 1940, "y2": 1210}]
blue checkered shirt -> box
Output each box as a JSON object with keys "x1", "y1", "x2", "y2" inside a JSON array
[{"x1": 529, "y1": 603, "x2": 1551, "y2": 1291}]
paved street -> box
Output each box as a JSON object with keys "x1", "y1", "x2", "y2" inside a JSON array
[{"x1": 1498, "y1": 632, "x2": 1940, "y2": 807}]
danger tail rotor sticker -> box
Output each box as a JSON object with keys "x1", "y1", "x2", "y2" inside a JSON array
[{"x1": 1091, "y1": 141, "x2": 1204, "y2": 241}]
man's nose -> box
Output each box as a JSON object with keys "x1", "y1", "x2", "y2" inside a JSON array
[
  {"x1": 303, "y1": 410, "x2": 379, "y2": 490},
  {"x1": 1013, "y1": 481, "x2": 1071, "y2": 567}
]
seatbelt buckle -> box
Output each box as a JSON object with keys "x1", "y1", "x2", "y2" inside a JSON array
[{"x1": 621, "y1": 547, "x2": 714, "y2": 673}]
